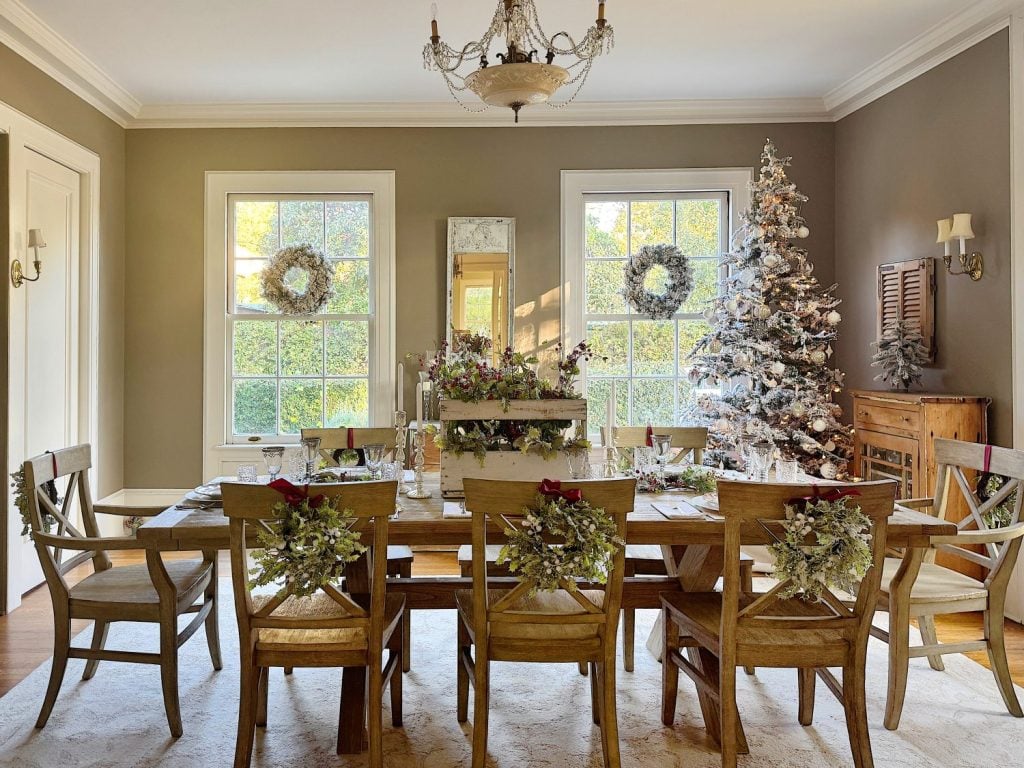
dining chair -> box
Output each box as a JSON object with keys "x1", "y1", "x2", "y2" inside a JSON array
[
  {"x1": 872, "y1": 438, "x2": 1024, "y2": 730},
  {"x1": 601, "y1": 425, "x2": 754, "y2": 673},
  {"x1": 456, "y1": 477, "x2": 635, "y2": 768},
  {"x1": 661, "y1": 479, "x2": 897, "y2": 768},
  {"x1": 301, "y1": 426, "x2": 414, "y2": 671},
  {"x1": 223, "y1": 480, "x2": 404, "y2": 768},
  {"x1": 24, "y1": 444, "x2": 221, "y2": 737}
]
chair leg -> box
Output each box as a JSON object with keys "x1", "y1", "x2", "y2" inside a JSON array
[
  {"x1": 389, "y1": 615, "x2": 404, "y2": 727},
  {"x1": 797, "y1": 668, "x2": 815, "y2": 726},
  {"x1": 368, "y1": 650, "x2": 385, "y2": 768},
  {"x1": 471, "y1": 648, "x2": 490, "y2": 768},
  {"x1": 917, "y1": 615, "x2": 945, "y2": 672},
  {"x1": 255, "y1": 667, "x2": 269, "y2": 728},
  {"x1": 740, "y1": 560, "x2": 755, "y2": 675},
  {"x1": 985, "y1": 604, "x2": 1024, "y2": 717},
  {"x1": 82, "y1": 619, "x2": 109, "y2": 681},
  {"x1": 622, "y1": 609, "x2": 635, "y2": 672},
  {"x1": 719, "y1": 660, "x2": 738, "y2": 768},
  {"x1": 234, "y1": 663, "x2": 260, "y2": 768},
  {"x1": 203, "y1": 554, "x2": 223, "y2": 671},
  {"x1": 590, "y1": 661, "x2": 601, "y2": 725},
  {"x1": 400, "y1": 561, "x2": 412, "y2": 674},
  {"x1": 843, "y1": 658, "x2": 874, "y2": 768},
  {"x1": 36, "y1": 611, "x2": 71, "y2": 729},
  {"x1": 600, "y1": 658, "x2": 621, "y2": 768},
  {"x1": 883, "y1": 602, "x2": 911, "y2": 731},
  {"x1": 661, "y1": 607, "x2": 679, "y2": 727},
  {"x1": 457, "y1": 617, "x2": 470, "y2": 723},
  {"x1": 159, "y1": 613, "x2": 183, "y2": 738}
]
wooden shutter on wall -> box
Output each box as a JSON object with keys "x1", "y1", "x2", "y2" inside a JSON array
[{"x1": 876, "y1": 258, "x2": 936, "y2": 362}]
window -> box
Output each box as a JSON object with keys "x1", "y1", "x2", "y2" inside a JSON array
[
  {"x1": 561, "y1": 169, "x2": 751, "y2": 438},
  {"x1": 204, "y1": 172, "x2": 394, "y2": 475}
]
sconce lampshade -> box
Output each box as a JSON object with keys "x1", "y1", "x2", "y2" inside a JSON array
[
  {"x1": 950, "y1": 213, "x2": 975, "y2": 240},
  {"x1": 936, "y1": 218, "x2": 953, "y2": 244},
  {"x1": 27, "y1": 228, "x2": 45, "y2": 248}
]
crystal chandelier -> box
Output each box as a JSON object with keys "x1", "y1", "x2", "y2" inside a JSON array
[{"x1": 423, "y1": 0, "x2": 614, "y2": 122}]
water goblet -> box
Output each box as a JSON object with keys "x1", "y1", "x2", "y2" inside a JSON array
[
  {"x1": 299, "y1": 436, "x2": 321, "y2": 482},
  {"x1": 261, "y1": 446, "x2": 285, "y2": 481},
  {"x1": 749, "y1": 441, "x2": 774, "y2": 483},
  {"x1": 364, "y1": 443, "x2": 387, "y2": 480},
  {"x1": 651, "y1": 434, "x2": 674, "y2": 484},
  {"x1": 566, "y1": 449, "x2": 590, "y2": 480},
  {"x1": 286, "y1": 451, "x2": 305, "y2": 481}
]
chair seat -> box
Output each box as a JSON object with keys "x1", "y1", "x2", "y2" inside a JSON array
[
  {"x1": 387, "y1": 545, "x2": 414, "y2": 563},
  {"x1": 456, "y1": 588, "x2": 606, "y2": 641},
  {"x1": 69, "y1": 558, "x2": 210, "y2": 606},
  {"x1": 253, "y1": 592, "x2": 404, "y2": 652},
  {"x1": 879, "y1": 557, "x2": 988, "y2": 604}
]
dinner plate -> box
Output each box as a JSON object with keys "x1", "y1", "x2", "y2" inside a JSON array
[
  {"x1": 194, "y1": 482, "x2": 222, "y2": 498},
  {"x1": 185, "y1": 490, "x2": 221, "y2": 503},
  {"x1": 690, "y1": 493, "x2": 719, "y2": 512}
]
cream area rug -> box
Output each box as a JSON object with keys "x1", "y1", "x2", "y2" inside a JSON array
[{"x1": 0, "y1": 586, "x2": 1020, "y2": 767}]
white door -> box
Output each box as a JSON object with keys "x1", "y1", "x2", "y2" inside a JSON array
[{"x1": 6, "y1": 149, "x2": 81, "y2": 603}]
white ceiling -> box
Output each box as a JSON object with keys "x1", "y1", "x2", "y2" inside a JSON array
[{"x1": 1, "y1": 0, "x2": 1014, "y2": 125}]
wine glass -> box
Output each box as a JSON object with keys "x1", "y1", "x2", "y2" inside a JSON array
[
  {"x1": 749, "y1": 441, "x2": 774, "y2": 483},
  {"x1": 651, "y1": 434, "x2": 673, "y2": 484},
  {"x1": 299, "y1": 437, "x2": 321, "y2": 483},
  {"x1": 364, "y1": 443, "x2": 387, "y2": 480},
  {"x1": 261, "y1": 446, "x2": 284, "y2": 481}
]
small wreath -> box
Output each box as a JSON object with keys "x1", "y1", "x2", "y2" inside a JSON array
[
  {"x1": 497, "y1": 481, "x2": 624, "y2": 593},
  {"x1": 767, "y1": 491, "x2": 873, "y2": 602},
  {"x1": 260, "y1": 244, "x2": 333, "y2": 315},
  {"x1": 623, "y1": 244, "x2": 695, "y2": 319}
]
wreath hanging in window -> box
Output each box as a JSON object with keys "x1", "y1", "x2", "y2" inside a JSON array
[
  {"x1": 260, "y1": 244, "x2": 333, "y2": 315},
  {"x1": 623, "y1": 243, "x2": 695, "y2": 320}
]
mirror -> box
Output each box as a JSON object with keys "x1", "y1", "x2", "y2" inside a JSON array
[{"x1": 446, "y1": 217, "x2": 515, "y2": 362}]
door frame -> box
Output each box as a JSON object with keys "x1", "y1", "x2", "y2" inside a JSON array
[{"x1": 0, "y1": 100, "x2": 100, "y2": 615}]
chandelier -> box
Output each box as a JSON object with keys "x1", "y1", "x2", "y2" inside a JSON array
[{"x1": 423, "y1": 0, "x2": 614, "y2": 122}]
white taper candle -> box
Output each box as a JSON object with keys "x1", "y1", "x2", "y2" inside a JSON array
[
  {"x1": 397, "y1": 362, "x2": 404, "y2": 413},
  {"x1": 416, "y1": 382, "x2": 423, "y2": 425}
]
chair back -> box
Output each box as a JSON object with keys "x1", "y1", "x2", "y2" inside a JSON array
[
  {"x1": 23, "y1": 444, "x2": 109, "y2": 586},
  {"x1": 716, "y1": 479, "x2": 896, "y2": 660},
  {"x1": 222, "y1": 480, "x2": 397, "y2": 651},
  {"x1": 926, "y1": 439, "x2": 1024, "y2": 584},
  {"x1": 300, "y1": 427, "x2": 397, "y2": 465},
  {"x1": 461, "y1": 477, "x2": 635, "y2": 646},
  {"x1": 601, "y1": 426, "x2": 707, "y2": 464}
]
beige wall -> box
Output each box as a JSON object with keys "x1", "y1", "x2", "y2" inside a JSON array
[
  {"x1": 0, "y1": 43, "x2": 126, "y2": 497},
  {"x1": 125, "y1": 122, "x2": 836, "y2": 487},
  {"x1": 835, "y1": 30, "x2": 1012, "y2": 445}
]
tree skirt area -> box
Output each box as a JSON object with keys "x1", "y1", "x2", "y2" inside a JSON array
[{"x1": 0, "y1": 589, "x2": 1020, "y2": 767}]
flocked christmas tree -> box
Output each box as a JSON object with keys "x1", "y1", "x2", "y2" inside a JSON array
[
  {"x1": 871, "y1": 316, "x2": 927, "y2": 392},
  {"x1": 689, "y1": 139, "x2": 853, "y2": 479}
]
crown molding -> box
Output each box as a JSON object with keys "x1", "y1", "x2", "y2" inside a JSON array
[
  {"x1": 825, "y1": 0, "x2": 1019, "y2": 120},
  {"x1": 130, "y1": 98, "x2": 831, "y2": 129},
  {"x1": 0, "y1": 0, "x2": 139, "y2": 126}
]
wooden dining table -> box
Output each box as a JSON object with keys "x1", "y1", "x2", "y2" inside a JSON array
[{"x1": 136, "y1": 473, "x2": 954, "y2": 755}]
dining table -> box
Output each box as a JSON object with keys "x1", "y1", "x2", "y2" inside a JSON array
[{"x1": 136, "y1": 472, "x2": 954, "y2": 755}]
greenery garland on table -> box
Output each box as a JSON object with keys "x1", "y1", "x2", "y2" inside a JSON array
[
  {"x1": 623, "y1": 244, "x2": 695, "y2": 320},
  {"x1": 767, "y1": 491, "x2": 872, "y2": 602},
  {"x1": 497, "y1": 481, "x2": 624, "y2": 594},
  {"x1": 260, "y1": 244, "x2": 333, "y2": 315},
  {"x1": 632, "y1": 466, "x2": 716, "y2": 495},
  {"x1": 249, "y1": 481, "x2": 366, "y2": 597}
]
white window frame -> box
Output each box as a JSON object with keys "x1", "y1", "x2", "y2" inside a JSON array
[
  {"x1": 560, "y1": 168, "x2": 752, "y2": 424},
  {"x1": 203, "y1": 171, "x2": 395, "y2": 479}
]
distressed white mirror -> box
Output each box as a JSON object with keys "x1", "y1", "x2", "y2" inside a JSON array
[{"x1": 446, "y1": 217, "x2": 515, "y2": 361}]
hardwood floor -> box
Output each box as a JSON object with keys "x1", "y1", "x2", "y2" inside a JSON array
[{"x1": 2, "y1": 550, "x2": 1023, "y2": 698}]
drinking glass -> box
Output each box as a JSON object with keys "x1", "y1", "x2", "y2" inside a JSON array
[
  {"x1": 776, "y1": 458, "x2": 800, "y2": 483},
  {"x1": 364, "y1": 443, "x2": 387, "y2": 480},
  {"x1": 632, "y1": 446, "x2": 653, "y2": 473},
  {"x1": 261, "y1": 446, "x2": 285, "y2": 481},
  {"x1": 566, "y1": 450, "x2": 590, "y2": 480},
  {"x1": 286, "y1": 451, "x2": 305, "y2": 481},
  {"x1": 237, "y1": 464, "x2": 258, "y2": 483},
  {"x1": 299, "y1": 436, "x2": 321, "y2": 482},
  {"x1": 651, "y1": 434, "x2": 673, "y2": 483},
  {"x1": 383, "y1": 461, "x2": 403, "y2": 518},
  {"x1": 749, "y1": 442, "x2": 774, "y2": 483}
]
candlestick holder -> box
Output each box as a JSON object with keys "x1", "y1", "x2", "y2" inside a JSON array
[
  {"x1": 604, "y1": 446, "x2": 617, "y2": 478},
  {"x1": 394, "y1": 410, "x2": 409, "y2": 493},
  {"x1": 405, "y1": 426, "x2": 432, "y2": 499}
]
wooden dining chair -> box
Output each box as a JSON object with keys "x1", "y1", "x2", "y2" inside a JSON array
[
  {"x1": 661, "y1": 479, "x2": 897, "y2": 768},
  {"x1": 872, "y1": 438, "x2": 1024, "y2": 730},
  {"x1": 600, "y1": 425, "x2": 754, "y2": 673},
  {"x1": 301, "y1": 426, "x2": 414, "y2": 672},
  {"x1": 223, "y1": 479, "x2": 404, "y2": 768},
  {"x1": 456, "y1": 477, "x2": 635, "y2": 768},
  {"x1": 24, "y1": 444, "x2": 221, "y2": 737}
]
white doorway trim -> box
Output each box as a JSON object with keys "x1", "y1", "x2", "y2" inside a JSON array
[{"x1": 0, "y1": 100, "x2": 100, "y2": 615}]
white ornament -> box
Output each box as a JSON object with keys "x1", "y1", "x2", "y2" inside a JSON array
[
  {"x1": 826, "y1": 310, "x2": 841, "y2": 325},
  {"x1": 725, "y1": 298, "x2": 739, "y2": 314},
  {"x1": 809, "y1": 350, "x2": 826, "y2": 365},
  {"x1": 714, "y1": 418, "x2": 731, "y2": 433},
  {"x1": 812, "y1": 418, "x2": 828, "y2": 432},
  {"x1": 796, "y1": 225, "x2": 810, "y2": 239},
  {"x1": 754, "y1": 303, "x2": 772, "y2": 320},
  {"x1": 824, "y1": 440, "x2": 836, "y2": 452},
  {"x1": 791, "y1": 402, "x2": 806, "y2": 417},
  {"x1": 752, "y1": 225, "x2": 765, "y2": 238},
  {"x1": 820, "y1": 461, "x2": 838, "y2": 480},
  {"x1": 703, "y1": 306, "x2": 716, "y2": 321},
  {"x1": 709, "y1": 340, "x2": 723, "y2": 354},
  {"x1": 763, "y1": 252, "x2": 781, "y2": 268}
]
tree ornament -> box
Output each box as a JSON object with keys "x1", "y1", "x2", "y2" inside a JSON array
[
  {"x1": 754, "y1": 303, "x2": 772, "y2": 320},
  {"x1": 824, "y1": 440, "x2": 836, "y2": 452},
  {"x1": 725, "y1": 297, "x2": 739, "y2": 314},
  {"x1": 763, "y1": 252, "x2": 782, "y2": 268},
  {"x1": 819, "y1": 461, "x2": 838, "y2": 480},
  {"x1": 715, "y1": 418, "x2": 731, "y2": 433},
  {"x1": 791, "y1": 402, "x2": 807, "y2": 418},
  {"x1": 703, "y1": 306, "x2": 716, "y2": 321},
  {"x1": 871, "y1": 316, "x2": 928, "y2": 392},
  {"x1": 260, "y1": 244, "x2": 333, "y2": 315},
  {"x1": 826, "y1": 310, "x2": 842, "y2": 325},
  {"x1": 809, "y1": 349, "x2": 826, "y2": 365},
  {"x1": 796, "y1": 225, "x2": 810, "y2": 239},
  {"x1": 752, "y1": 225, "x2": 765, "y2": 238},
  {"x1": 733, "y1": 351, "x2": 751, "y2": 368},
  {"x1": 623, "y1": 243, "x2": 694, "y2": 319},
  {"x1": 811, "y1": 418, "x2": 828, "y2": 432}
]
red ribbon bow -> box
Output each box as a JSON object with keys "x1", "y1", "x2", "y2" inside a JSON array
[
  {"x1": 538, "y1": 479, "x2": 583, "y2": 504},
  {"x1": 788, "y1": 484, "x2": 860, "y2": 511},
  {"x1": 268, "y1": 478, "x2": 325, "y2": 509}
]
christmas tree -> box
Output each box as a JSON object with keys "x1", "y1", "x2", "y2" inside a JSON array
[
  {"x1": 689, "y1": 139, "x2": 852, "y2": 480},
  {"x1": 871, "y1": 317, "x2": 927, "y2": 392}
]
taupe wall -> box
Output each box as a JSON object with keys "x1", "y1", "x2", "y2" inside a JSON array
[
  {"x1": 125, "y1": 123, "x2": 835, "y2": 487},
  {"x1": 835, "y1": 30, "x2": 1012, "y2": 445},
  {"x1": 0, "y1": 43, "x2": 126, "y2": 496}
]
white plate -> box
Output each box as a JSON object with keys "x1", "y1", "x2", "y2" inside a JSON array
[
  {"x1": 185, "y1": 490, "x2": 221, "y2": 503},
  {"x1": 691, "y1": 493, "x2": 719, "y2": 512},
  {"x1": 194, "y1": 483, "x2": 222, "y2": 498}
]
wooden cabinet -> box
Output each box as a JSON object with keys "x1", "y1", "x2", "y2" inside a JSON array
[{"x1": 851, "y1": 390, "x2": 989, "y2": 577}]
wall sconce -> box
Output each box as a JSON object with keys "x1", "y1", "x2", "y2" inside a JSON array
[
  {"x1": 11, "y1": 228, "x2": 45, "y2": 288},
  {"x1": 936, "y1": 213, "x2": 983, "y2": 281}
]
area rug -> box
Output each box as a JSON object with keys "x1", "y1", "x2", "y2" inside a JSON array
[{"x1": 0, "y1": 583, "x2": 1020, "y2": 767}]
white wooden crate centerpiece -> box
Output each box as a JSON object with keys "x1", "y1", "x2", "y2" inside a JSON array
[{"x1": 438, "y1": 398, "x2": 588, "y2": 498}]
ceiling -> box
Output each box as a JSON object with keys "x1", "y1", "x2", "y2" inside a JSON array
[{"x1": 0, "y1": 0, "x2": 1014, "y2": 126}]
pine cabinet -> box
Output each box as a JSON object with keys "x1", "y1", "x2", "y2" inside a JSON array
[{"x1": 851, "y1": 390, "x2": 989, "y2": 577}]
